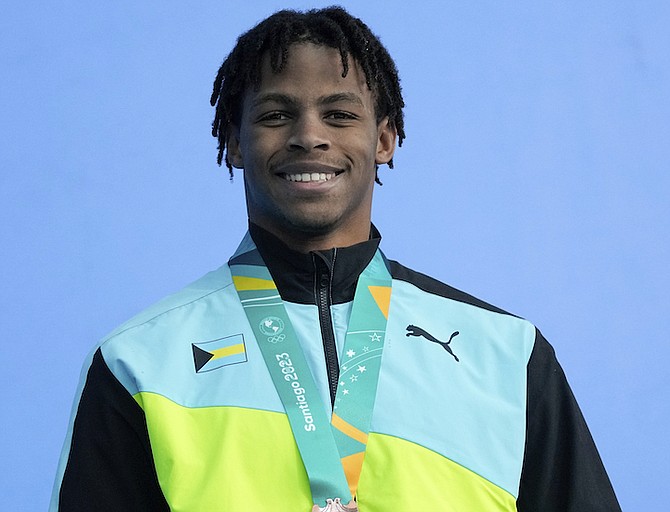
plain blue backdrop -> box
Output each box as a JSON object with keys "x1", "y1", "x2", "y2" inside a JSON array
[{"x1": 1, "y1": 1, "x2": 668, "y2": 509}]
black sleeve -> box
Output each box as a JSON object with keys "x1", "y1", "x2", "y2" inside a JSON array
[
  {"x1": 516, "y1": 331, "x2": 621, "y2": 512},
  {"x1": 58, "y1": 349, "x2": 170, "y2": 512}
]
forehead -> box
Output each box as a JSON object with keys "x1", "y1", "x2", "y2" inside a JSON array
[{"x1": 249, "y1": 43, "x2": 371, "y2": 103}]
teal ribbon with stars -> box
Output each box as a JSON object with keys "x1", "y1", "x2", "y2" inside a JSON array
[{"x1": 230, "y1": 242, "x2": 392, "y2": 505}]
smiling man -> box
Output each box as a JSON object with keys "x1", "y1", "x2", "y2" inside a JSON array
[
  {"x1": 52, "y1": 7, "x2": 620, "y2": 512},
  {"x1": 227, "y1": 42, "x2": 396, "y2": 252}
]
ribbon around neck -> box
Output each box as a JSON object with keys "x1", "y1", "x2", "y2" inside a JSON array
[{"x1": 230, "y1": 242, "x2": 392, "y2": 506}]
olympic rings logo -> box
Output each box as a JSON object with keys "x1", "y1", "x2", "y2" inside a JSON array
[{"x1": 267, "y1": 334, "x2": 286, "y2": 344}]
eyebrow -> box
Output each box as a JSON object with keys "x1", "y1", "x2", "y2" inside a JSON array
[
  {"x1": 319, "y1": 92, "x2": 364, "y2": 107},
  {"x1": 251, "y1": 93, "x2": 299, "y2": 109},
  {"x1": 251, "y1": 92, "x2": 364, "y2": 108}
]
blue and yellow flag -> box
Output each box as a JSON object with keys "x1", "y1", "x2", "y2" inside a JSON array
[{"x1": 192, "y1": 334, "x2": 247, "y2": 373}]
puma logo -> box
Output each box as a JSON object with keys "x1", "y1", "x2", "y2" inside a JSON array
[{"x1": 406, "y1": 325, "x2": 460, "y2": 362}]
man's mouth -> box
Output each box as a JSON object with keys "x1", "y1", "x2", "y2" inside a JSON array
[
  {"x1": 281, "y1": 172, "x2": 336, "y2": 183},
  {"x1": 274, "y1": 162, "x2": 344, "y2": 184}
]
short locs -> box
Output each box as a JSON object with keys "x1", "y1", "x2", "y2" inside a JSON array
[{"x1": 210, "y1": 6, "x2": 405, "y2": 183}]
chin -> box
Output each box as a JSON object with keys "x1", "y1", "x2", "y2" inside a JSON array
[
  {"x1": 253, "y1": 202, "x2": 356, "y2": 242},
  {"x1": 285, "y1": 215, "x2": 339, "y2": 236}
]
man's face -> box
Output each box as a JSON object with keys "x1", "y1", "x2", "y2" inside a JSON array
[{"x1": 227, "y1": 43, "x2": 396, "y2": 248}]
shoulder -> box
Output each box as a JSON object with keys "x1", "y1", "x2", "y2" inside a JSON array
[
  {"x1": 385, "y1": 257, "x2": 538, "y2": 365},
  {"x1": 387, "y1": 258, "x2": 516, "y2": 317},
  {"x1": 91, "y1": 263, "x2": 251, "y2": 397},
  {"x1": 95, "y1": 264, "x2": 240, "y2": 391},
  {"x1": 100, "y1": 263, "x2": 234, "y2": 345}
]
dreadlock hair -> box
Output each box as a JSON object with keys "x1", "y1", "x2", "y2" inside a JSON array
[{"x1": 210, "y1": 6, "x2": 405, "y2": 183}]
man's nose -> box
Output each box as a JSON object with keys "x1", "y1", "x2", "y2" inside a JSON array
[{"x1": 286, "y1": 115, "x2": 330, "y2": 152}]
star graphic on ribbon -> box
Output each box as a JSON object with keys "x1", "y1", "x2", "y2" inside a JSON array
[
  {"x1": 369, "y1": 332, "x2": 382, "y2": 342},
  {"x1": 346, "y1": 349, "x2": 356, "y2": 358},
  {"x1": 357, "y1": 365, "x2": 367, "y2": 373}
]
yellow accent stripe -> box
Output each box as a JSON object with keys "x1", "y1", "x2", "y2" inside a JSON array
[
  {"x1": 331, "y1": 413, "x2": 368, "y2": 445},
  {"x1": 132, "y1": 393, "x2": 313, "y2": 511},
  {"x1": 232, "y1": 275, "x2": 276, "y2": 291},
  {"x1": 358, "y1": 433, "x2": 517, "y2": 510},
  {"x1": 131, "y1": 394, "x2": 516, "y2": 510},
  {"x1": 368, "y1": 285, "x2": 391, "y2": 319},
  {"x1": 341, "y1": 451, "x2": 366, "y2": 497},
  {"x1": 210, "y1": 343, "x2": 245, "y2": 360}
]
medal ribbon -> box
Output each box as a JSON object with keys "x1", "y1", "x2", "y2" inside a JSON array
[{"x1": 230, "y1": 242, "x2": 391, "y2": 506}]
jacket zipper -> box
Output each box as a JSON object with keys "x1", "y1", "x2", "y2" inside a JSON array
[{"x1": 313, "y1": 250, "x2": 339, "y2": 408}]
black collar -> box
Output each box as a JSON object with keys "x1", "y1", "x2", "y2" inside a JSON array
[{"x1": 249, "y1": 223, "x2": 381, "y2": 305}]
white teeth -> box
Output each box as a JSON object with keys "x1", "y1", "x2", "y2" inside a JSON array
[{"x1": 283, "y1": 172, "x2": 334, "y2": 182}]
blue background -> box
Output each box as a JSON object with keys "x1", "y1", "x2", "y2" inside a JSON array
[{"x1": 2, "y1": 1, "x2": 668, "y2": 509}]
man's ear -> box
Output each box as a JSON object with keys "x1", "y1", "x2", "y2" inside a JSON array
[
  {"x1": 226, "y1": 126, "x2": 244, "y2": 169},
  {"x1": 375, "y1": 117, "x2": 397, "y2": 166}
]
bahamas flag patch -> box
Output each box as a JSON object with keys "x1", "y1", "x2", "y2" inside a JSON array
[{"x1": 192, "y1": 334, "x2": 247, "y2": 373}]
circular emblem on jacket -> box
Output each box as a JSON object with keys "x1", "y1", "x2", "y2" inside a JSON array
[{"x1": 259, "y1": 316, "x2": 285, "y2": 337}]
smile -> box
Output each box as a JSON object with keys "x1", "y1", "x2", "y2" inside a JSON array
[{"x1": 281, "y1": 172, "x2": 335, "y2": 183}]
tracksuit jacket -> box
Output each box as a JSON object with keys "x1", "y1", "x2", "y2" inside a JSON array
[{"x1": 51, "y1": 225, "x2": 621, "y2": 511}]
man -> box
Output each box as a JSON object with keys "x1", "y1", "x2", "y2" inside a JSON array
[{"x1": 52, "y1": 7, "x2": 621, "y2": 511}]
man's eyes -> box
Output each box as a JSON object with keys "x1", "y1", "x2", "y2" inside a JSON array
[
  {"x1": 258, "y1": 111, "x2": 290, "y2": 123},
  {"x1": 255, "y1": 110, "x2": 359, "y2": 125},
  {"x1": 325, "y1": 111, "x2": 358, "y2": 121}
]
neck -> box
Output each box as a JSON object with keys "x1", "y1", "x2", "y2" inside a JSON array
[
  {"x1": 250, "y1": 219, "x2": 372, "y2": 253},
  {"x1": 245, "y1": 222, "x2": 382, "y2": 305}
]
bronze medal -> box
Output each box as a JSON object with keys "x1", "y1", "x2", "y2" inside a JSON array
[{"x1": 311, "y1": 498, "x2": 358, "y2": 512}]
